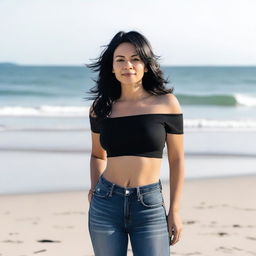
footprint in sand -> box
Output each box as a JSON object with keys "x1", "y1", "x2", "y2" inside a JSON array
[
  {"x1": 37, "y1": 239, "x2": 61, "y2": 243},
  {"x1": 218, "y1": 232, "x2": 229, "y2": 236},
  {"x1": 246, "y1": 236, "x2": 256, "y2": 240},
  {"x1": 9, "y1": 232, "x2": 19, "y2": 235},
  {"x1": 2, "y1": 239, "x2": 23, "y2": 244},
  {"x1": 216, "y1": 246, "x2": 250, "y2": 254},
  {"x1": 33, "y1": 249, "x2": 47, "y2": 254},
  {"x1": 216, "y1": 246, "x2": 234, "y2": 253},
  {"x1": 232, "y1": 247, "x2": 244, "y2": 251},
  {"x1": 194, "y1": 202, "x2": 220, "y2": 209},
  {"x1": 184, "y1": 220, "x2": 197, "y2": 225},
  {"x1": 198, "y1": 231, "x2": 231, "y2": 236},
  {"x1": 233, "y1": 224, "x2": 241, "y2": 228},
  {"x1": 232, "y1": 206, "x2": 256, "y2": 211}
]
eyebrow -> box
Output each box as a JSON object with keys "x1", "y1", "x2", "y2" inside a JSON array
[{"x1": 115, "y1": 54, "x2": 139, "y2": 58}]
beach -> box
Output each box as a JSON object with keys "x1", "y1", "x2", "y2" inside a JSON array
[
  {"x1": 1, "y1": 65, "x2": 256, "y2": 255},
  {"x1": 0, "y1": 173, "x2": 255, "y2": 256}
]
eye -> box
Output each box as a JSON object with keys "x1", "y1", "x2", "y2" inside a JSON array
[
  {"x1": 116, "y1": 59, "x2": 124, "y2": 62},
  {"x1": 133, "y1": 58, "x2": 141, "y2": 61}
]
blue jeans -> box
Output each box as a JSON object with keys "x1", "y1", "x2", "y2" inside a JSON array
[{"x1": 88, "y1": 174, "x2": 170, "y2": 256}]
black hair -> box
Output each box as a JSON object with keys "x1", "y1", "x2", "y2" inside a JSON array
[{"x1": 85, "y1": 30, "x2": 173, "y2": 119}]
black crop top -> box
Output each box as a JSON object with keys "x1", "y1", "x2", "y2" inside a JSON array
[{"x1": 89, "y1": 113, "x2": 184, "y2": 158}]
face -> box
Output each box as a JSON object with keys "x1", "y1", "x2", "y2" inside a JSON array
[{"x1": 112, "y1": 42, "x2": 148, "y2": 86}]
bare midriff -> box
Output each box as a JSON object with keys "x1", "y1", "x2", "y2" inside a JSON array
[
  {"x1": 101, "y1": 94, "x2": 174, "y2": 188},
  {"x1": 102, "y1": 156, "x2": 162, "y2": 188}
]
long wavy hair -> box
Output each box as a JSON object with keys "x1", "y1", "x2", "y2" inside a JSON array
[{"x1": 85, "y1": 30, "x2": 173, "y2": 119}]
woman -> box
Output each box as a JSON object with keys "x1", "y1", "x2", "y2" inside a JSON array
[{"x1": 86, "y1": 30, "x2": 184, "y2": 256}]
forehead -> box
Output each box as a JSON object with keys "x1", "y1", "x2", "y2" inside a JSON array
[{"x1": 113, "y1": 42, "x2": 138, "y2": 57}]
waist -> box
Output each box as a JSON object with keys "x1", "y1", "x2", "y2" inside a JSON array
[
  {"x1": 106, "y1": 155, "x2": 162, "y2": 168},
  {"x1": 103, "y1": 157, "x2": 162, "y2": 187},
  {"x1": 99, "y1": 174, "x2": 162, "y2": 195}
]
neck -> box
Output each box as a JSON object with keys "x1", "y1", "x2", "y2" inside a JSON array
[{"x1": 118, "y1": 82, "x2": 151, "y2": 102}]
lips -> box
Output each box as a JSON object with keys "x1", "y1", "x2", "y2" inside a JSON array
[{"x1": 122, "y1": 73, "x2": 136, "y2": 76}]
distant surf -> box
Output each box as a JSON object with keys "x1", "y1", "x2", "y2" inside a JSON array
[
  {"x1": 1, "y1": 93, "x2": 256, "y2": 118},
  {"x1": 0, "y1": 105, "x2": 88, "y2": 117},
  {"x1": 176, "y1": 93, "x2": 256, "y2": 107}
]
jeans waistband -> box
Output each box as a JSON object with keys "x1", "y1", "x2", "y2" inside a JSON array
[{"x1": 98, "y1": 174, "x2": 162, "y2": 197}]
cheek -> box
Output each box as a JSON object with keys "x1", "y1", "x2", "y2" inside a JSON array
[
  {"x1": 136, "y1": 63, "x2": 146, "y2": 70},
  {"x1": 112, "y1": 63, "x2": 121, "y2": 74},
  {"x1": 136, "y1": 65, "x2": 146, "y2": 75},
  {"x1": 112, "y1": 67, "x2": 122, "y2": 81}
]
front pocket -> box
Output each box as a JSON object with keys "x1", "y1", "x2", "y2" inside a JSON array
[
  {"x1": 140, "y1": 189, "x2": 164, "y2": 208},
  {"x1": 92, "y1": 183, "x2": 110, "y2": 198}
]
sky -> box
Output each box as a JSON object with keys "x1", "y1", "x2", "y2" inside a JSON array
[{"x1": 0, "y1": 0, "x2": 256, "y2": 66}]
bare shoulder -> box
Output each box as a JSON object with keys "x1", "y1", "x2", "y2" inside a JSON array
[{"x1": 158, "y1": 93, "x2": 182, "y2": 114}]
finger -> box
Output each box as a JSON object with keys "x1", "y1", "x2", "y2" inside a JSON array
[
  {"x1": 169, "y1": 228, "x2": 176, "y2": 245},
  {"x1": 171, "y1": 234, "x2": 178, "y2": 245},
  {"x1": 170, "y1": 228, "x2": 181, "y2": 245},
  {"x1": 172, "y1": 234, "x2": 179, "y2": 245},
  {"x1": 171, "y1": 236, "x2": 178, "y2": 245}
]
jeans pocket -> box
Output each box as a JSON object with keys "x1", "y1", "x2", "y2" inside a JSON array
[
  {"x1": 140, "y1": 188, "x2": 164, "y2": 208},
  {"x1": 92, "y1": 182, "x2": 110, "y2": 198}
]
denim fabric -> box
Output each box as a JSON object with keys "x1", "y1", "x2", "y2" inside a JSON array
[{"x1": 88, "y1": 174, "x2": 170, "y2": 256}]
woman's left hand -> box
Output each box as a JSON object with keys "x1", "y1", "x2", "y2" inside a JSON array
[{"x1": 167, "y1": 211, "x2": 183, "y2": 246}]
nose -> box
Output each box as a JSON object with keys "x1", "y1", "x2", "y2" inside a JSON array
[{"x1": 123, "y1": 60, "x2": 133, "y2": 69}]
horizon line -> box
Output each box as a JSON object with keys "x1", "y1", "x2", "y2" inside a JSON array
[{"x1": 1, "y1": 62, "x2": 256, "y2": 67}]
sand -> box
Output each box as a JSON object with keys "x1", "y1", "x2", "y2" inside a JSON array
[{"x1": 0, "y1": 175, "x2": 255, "y2": 256}]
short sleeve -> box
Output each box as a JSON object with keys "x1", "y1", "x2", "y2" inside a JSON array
[
  {"x1": 164, "y1": 114, "x2": 184, "y2": 134},
  {"x1": 89, "y1": 115, "x2": 101, "y2": 133}
]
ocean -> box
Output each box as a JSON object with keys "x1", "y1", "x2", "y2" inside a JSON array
[
  {"x1": 1, "y1": 65, "x2": 256, "y2": 194},
  {"x1": 1, "y1": 65, "x2": 256, "y2": 128}
]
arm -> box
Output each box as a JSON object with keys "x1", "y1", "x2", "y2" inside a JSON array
[
  {"x1": 88, "y1": 106, "x2": 107, "y2": 197},
  {"x1": 165, "y1": 94, "x2": 185, "y2": 212},
  {"x1": 165, "y1": 94, "x2": 185, "y2": 245},
  {"x1": 166, "y1": 133, "x2": 184, "y2": 213},
  {"x1": 90, "y1": 131, "x2": 107, "y2": 190}
]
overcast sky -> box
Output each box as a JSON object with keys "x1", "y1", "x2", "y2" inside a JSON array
[{"x1": 0, "y1": 0, "x2": 255, "y2": 66}]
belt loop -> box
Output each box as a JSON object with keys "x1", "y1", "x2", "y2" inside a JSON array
[
  {"x1": 108, "y1": 183, "x2": 115, "y2": 197},
  {"x1": 136, "y1": 187, "x2": 141, "y2": 201}
]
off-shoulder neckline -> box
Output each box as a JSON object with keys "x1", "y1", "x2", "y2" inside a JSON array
[{"x1": 90, "y1": 113, "x2": 183, "y2": 119}]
